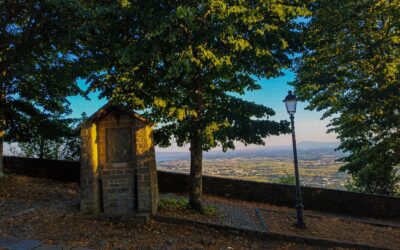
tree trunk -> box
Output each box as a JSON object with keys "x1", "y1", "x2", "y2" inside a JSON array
[
  {"x1": 0, "y1": 82, "x2": 4, "y2": 178},
  {"x1": 0, "y1": 130, "x2": 3, "y2": 178},
  {"x1": 189, "y1": 80, "x2": 204, "y2": 212},
  {"x1": 189, "y1": 128, "x2": 203, "y2": 212},
  {"x1": 39, "y1": 138, "x2": 44, "y2": 159}
]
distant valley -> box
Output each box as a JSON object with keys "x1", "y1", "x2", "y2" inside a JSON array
[{"x1": 156, "y1": 141, "x2": 349, "y2": 190}]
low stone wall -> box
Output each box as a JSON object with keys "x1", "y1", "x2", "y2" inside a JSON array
[
  {"x1": 3, "y1": 156, "x2": 400, "y2": 219},
  {"x1": 3, "y1": 156, "x2": 80, "y2": 182},
  {"x1": 157, "y1": 171, "x2": 400, "y2": 219}
]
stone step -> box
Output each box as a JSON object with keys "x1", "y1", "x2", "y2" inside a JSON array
[{"x1": 0, "y1": 236, "x2": 92, "y2": 250}]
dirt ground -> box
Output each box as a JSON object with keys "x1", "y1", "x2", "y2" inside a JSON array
[
  {"x1": 160, "y1": 194, "x2": 400, "y2": 250},
  {"x1": 0, "y1": 175, "x2": 339, "y2": 250}
]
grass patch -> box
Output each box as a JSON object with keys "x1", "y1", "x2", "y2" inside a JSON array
[
  {"x1": 274, "y1": 172, "x2": 296, "y2": 185},
  {"x1": 159, "y1": 197, "x2": 189, "y2": 210},
  {"x1": 0, "y1": 173, "x2": 16, "y2": 184},
  {"x1": 159, "y1": 197, "x2": 217, "y2": 216},
  {"x1": 202, "y1": 204, "x2": 217, "y2": 216}
]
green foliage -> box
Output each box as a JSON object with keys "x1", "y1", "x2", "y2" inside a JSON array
[
  {"x1": 86, "y1": 0, "x2": 308, "y2": 208},
  {"x1": 18, "y1": 137, "x2": 79, "y2": 161},
  {"x1": 159, "y1": 197, "x2": 217, "y2": 216},
  {"x1": 275, "y1": 172, "x2": 296, "y2": 185},
  {"x1": 292, "y1": 0, "x2": 400, "y2": 195},
  {"x1": 87, "y1": 0, "x2": 308, "y2": 150},
  {"x1": 202, "y1": 204, "x2": 217, "y2": 216},
  {"x1": 0, "y1": 0, "x2": 88, "y2": 142},
  {"x1": 17, "y1": 113, "x2": 87, "y2": 161},
  {"x1": 344, "y1": 166, "x2": 400, "y2": 196},
  {"x1": 158, "y1": 198, "x2": 190, "y2": 210}
]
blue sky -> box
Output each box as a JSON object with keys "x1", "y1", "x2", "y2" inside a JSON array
[{"x1": 67, "y1": 70, "x2": 338, "y2": 150}]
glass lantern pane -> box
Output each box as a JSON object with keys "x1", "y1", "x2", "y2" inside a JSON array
[{"x1": 286, "y1": 100, "x2": 297, "y2": 113}]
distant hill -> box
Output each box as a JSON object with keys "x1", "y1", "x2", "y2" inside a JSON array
[{"x1": 155, "y1": 141, "x2": 343, "y2": 162}]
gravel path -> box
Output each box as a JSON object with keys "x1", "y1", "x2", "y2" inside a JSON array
[
  {"x1": 160, "y1": 193, "x2": 268, "y2": 232},
  {"x1": 210, "y1": 201, "x2": 264, "y2": 231}
]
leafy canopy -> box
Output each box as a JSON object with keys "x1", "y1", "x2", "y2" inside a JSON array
[
  {"x1": 88, "y1": 0, "x2": 308, "y2": 150},
  {"x1": 16, "y1": 114, "x2": 86, "y2": 161},
  {"x1": 0, "y1": 0, "x2": 89, "y2": 141},
  {"x1": 292, "y1": 0, "x2": 400, "y2": 195}
]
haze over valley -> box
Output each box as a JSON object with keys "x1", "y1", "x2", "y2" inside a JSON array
[{"x1": 156, "y1": 141, "x2": 349, "y2": 190}]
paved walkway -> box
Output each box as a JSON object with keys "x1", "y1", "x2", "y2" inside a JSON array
[
  {"x1": 0, "y1": 236, "x2": 91, "y2": 250},
  {"x1": 161, "y1": 193, "x2": 267, "y2": 232}
]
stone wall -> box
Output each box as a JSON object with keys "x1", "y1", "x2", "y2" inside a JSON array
[
  {"x1": 157, "y1": 171, "x2": 400, "y2": 219},
  {"x1": 134, "y1": 124, "x2": 159, "y2": 214},
  {"x1": 96, "y1": 115, "x2": 136, "y2": 214},
  {"x1": 0, "y1": 138, "x2": 3, "y2": 178},
  {"x1": 3, "y1": 156, "x2": 400, "y2": 219},
  {"x1": 80, "y1": 111, "x2": 158, "y2": 215},
  {"x1": 3, "y1": 156, "x2": 79, "y2": 182},
  {"x1": 80, "y1": 122, "x2": 100, "y2": 214}
]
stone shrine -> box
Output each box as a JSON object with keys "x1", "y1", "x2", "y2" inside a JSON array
[{"x1": 80, "y1": 103, "x2": 158, "y2": 215}]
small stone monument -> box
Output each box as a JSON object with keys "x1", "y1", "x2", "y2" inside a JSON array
[{"x1": 80, "y1": 103, "x2": 158, "y2": 216}]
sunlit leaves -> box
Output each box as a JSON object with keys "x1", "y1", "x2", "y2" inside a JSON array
[
  {"x1": 119, "y1": 0, "x2": 130, "y2": 8},
  {"x1": 88, "y1": 0, "x2": 308, "y2": 152},
  {"x1": 153, "y1": 98, "x2": 167, "y2": 109}
]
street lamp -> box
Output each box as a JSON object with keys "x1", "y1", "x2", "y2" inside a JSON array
[{"x1": 283, "y1": 91, "x2": 306, "y2": 228}]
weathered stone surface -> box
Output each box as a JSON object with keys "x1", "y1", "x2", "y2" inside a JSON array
[
  {"x1": 0, "y1": 236, "x2": 20, "y2": 248},
  {"x1": 80, "y1": 103, "x2": 158, "y2": 216},
  {"x1": 34, "y1": 244, "x2": 64, "y2": 250},
  {"x1": 0, "y1": 236, "x2": 92, "y2": 250},
  {"x1": 106, "y1": 128, "x2": 132, "y2": 163},
  {"x1": 7, "y1": 239, "x2": 41, "y2": 250}
]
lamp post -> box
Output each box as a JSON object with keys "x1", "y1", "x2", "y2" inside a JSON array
[{"x1": 283, "y1": 91, "x2": 306, "y2": 228}]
